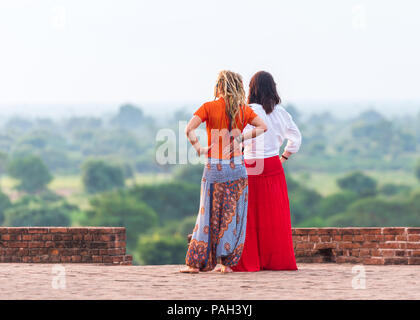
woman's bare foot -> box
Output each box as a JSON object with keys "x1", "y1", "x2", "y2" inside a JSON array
[
  {"x1": 213, "y1": 266, "x2": 222, "y2": 272},
  {"x1": 220, "y1": 265, "x2": 233, "y2": 273},
  {"x1": 179, "y1": 266, "x2": 199, "y2": 273}
]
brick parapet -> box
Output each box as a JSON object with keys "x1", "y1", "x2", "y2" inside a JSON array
[{"x1": 0, "y1": 227, "x2": 132, "y2": 265}]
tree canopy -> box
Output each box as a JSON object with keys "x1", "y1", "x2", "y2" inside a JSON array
[
  {"x1": 82, "y1": 160, "x2": 125, "y2": 194},
  {"x1": 337, "y1": 171, "x2": 377, "y2": 197},
  {"x1": 7, "y1": 155, "x2": 53, "y2": 193},
  {"x1": 86, "y1": 191, "x2": 159, "y2": 248}
]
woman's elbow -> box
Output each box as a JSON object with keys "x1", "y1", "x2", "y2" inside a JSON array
[
  {"x1": 185, "y1": 126, "x2": 192, "y2": 137},
  {"x1": 294, "y1": 136, "x2": 302, "y2": 153},
  {"x1": 261, "y1": 123, "x2": 268, "y2": 133}
]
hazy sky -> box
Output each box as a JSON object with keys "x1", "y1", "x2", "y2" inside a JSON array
[{"x1": 1, "y1": 0, "x2": 419, "y2": 114}]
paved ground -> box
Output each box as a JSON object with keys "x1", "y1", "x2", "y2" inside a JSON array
[{"x1": 0, "y1": 263, "x2": 419, "y2": 299}]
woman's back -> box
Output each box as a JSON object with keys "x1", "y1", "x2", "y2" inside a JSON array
[
  {"x1": 232, "y1": 71, "x2": 300, "y2": 272},
  {"x1": 182, "y1": 70, "x2": 268, "y2": 274},
  {"x1": 194, "y1": 97, "x2": 257, "y2": 159},
  {"x1": 243, "y1": 103, "x2": 301, "y2": 159}
]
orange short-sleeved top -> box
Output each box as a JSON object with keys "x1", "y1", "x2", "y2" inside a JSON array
[{"x1": 194, "y1": 97, "x2": 258, "y2": 159}]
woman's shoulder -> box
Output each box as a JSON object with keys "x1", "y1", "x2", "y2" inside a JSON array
[
  {"x1": 197, "y1": 98, "x2": 224, "y2": 116},
  {"x1": 271, "y1": 104, "x2": 291, "y2": 118},
  {"x1": 248, "y1": 103, "x2": 263, "y2": 110},
  {"x1": 248, "y1": 103, "x2": 287, "y2": 116},
  {"x1": 247, "y1": 103, "x2": 264, "y2": 116},
  {"x1": 202, "y1": 98, "x2": 226, "y2": 110}
]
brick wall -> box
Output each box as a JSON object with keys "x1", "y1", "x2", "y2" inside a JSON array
[
  {"x1": 0, "y1": 227, "x2": 132, "y2": 265},
  {"x1": 293, "y1": 227, "x2": 420, "y2": 265},
  {"x1": 3, "y1": 227, "x2": 420, "y2": 265}
]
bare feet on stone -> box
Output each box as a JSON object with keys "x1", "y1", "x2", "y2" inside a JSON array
[{"x1": 179, "y1": 266, "x2": 199, "y2": 273}]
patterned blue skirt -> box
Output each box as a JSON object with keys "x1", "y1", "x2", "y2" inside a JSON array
[{"x1": 185, "y1": 156, "x2": 248, "y2": 271}]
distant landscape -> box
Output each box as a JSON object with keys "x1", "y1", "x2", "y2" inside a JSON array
[
  {"x1": 1, "y1": 100, "x2": 419, "y2": 120},
  {"x1": 0, "y1": 102, "x2": 419, "y2": 265}
]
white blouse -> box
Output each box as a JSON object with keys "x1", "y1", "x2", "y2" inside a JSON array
[{"x1": 243, "y1": 103, "x2": 302, "y2": 159}]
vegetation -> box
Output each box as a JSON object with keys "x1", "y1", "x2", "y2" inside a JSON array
[
  {"x1": 0, "y1": 190, "x2": 12, "y2": 225},
  {"x1": 0, "y1": 103, "x2": 419, "y2": 265},
  {"x1": 336, "y1": 171, "x2": 377, "y2": 197},
  {"x1": 3, "y1": 193, "x2": 73, "y2": 227},
  {"x1": 82, "y1": 160, "x2": 125, "y2": 194},
  {"x1": 136, "y1": 233, "x2": 188, "y2": 265},
  {"x1": 416, "y1": 159, "x2": 420, "y2": 182},
  {"x1": 7, "y1": 155, "x2": 53, "y2": 193},
  {"x1": 128, "y1": 182, "x2": 200, "y2": 224},
  {"x1": 85, "y1": 190, "x2": 158, "y2": 249}
]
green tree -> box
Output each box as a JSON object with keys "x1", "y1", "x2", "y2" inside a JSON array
[
  {"x1": 134, "y1": 154, "x2": 164, "y2": 173},
  {"x1": 7, "y1": 155, "x2": 53, "y2": 193},
  {"x1": 308, "y1": 111, "x2": 335, "y2": 126},
  {"x1": 120, "y1": 162, "x2": 134, "y2": 179},
  {"x1": 136, "y1": 233, "x2": 188, "y2": 265},
  {"x1": 337, "y1": 171, "x2": 377, "y2": 197},
  {"x1": 351, "y1": 119, "x2": 393, "y2": 153},
  {"x1": 285, "y1": 175, "x2": 322, "y2": 226},
  {"x1": 90, "y1": 129, "x2": 140, "y2": 156},
  {"x1": 410, "y1": 190, "x2": 420, "y2": 213},
  {"x1": 82, "y1": 160, "x2": 125, "y2": 194},
  {"x1": 355, "y1": 109, "x2": 384, "y2": 123},
  {"x1": 172, "y1": 108, "x2": 191, "y2": 123},
  {"x1": 65, "y1": 117, "x2": 102, "y2": 131},
  {"x1": 379, "y1": 183, "x2": 411, "y2": 196},
  {"x1": 129, "y1": 182, "x2": 200, "y2": 224},
  {"x1": 290, "y1": 188, "x2": 322, "y2": 226},
  {"x1": 0, "y1": 151, "x2": 8, "y2": 177},
  {"x1": 0, "y1": 190, "x2": 12, "y2": 225},
  {"x1": 173, "y1": 164, "x2": 203, "y2": 185},
  {"x1": 41, "y1": 149, "x2": 78, "y2": 173},
  {"x1": 308, "y1": 142, "x2": 326, "y2": 154},
  {"x1": 315, "y1": 191, "x2": 358, "y2": 218},
  {"x1": 6, "y1": 117, "x2": 33, "y2": 131},
  {"x1": 85, "y1": 191, "x2": 159, "y2": 249},
  {"x1": 3, "y1": 195, "x2": 73, "y2": 227},
  {"x1": 393, "y1": 131, "x2": 417, "y2": 152},
  {"x1": 415, "y1": 159, "x2": 420, "y2": 182},
  {"x1": 111, "y1": 104, "x2": 144, "y2": 128},
  {"x1": 284, "y1": 103, "x2": 301, "y2": 124},
  {"x1": 153, "y1": 215, "x2": 196, "y2": 239},
  {"x1": 325, "y1": 197, "x2": 417, "y2": 227}
]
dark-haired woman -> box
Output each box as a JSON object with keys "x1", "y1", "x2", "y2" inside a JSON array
[{"x1": 232, "y1": 71, "x2": 302, "y2": 272}]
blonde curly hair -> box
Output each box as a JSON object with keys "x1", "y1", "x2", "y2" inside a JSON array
[{"x1": 214, "y1": 70, "x2": 246, "y2": 129}]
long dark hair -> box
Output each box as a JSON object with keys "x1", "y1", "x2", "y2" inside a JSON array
[{"x1": 248, "y1": 71, "x2": 281, "y2": 114}]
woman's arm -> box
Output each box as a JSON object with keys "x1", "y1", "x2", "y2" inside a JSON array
[
  {"x1": 241, "y1": 115, "x2": 267, "y2": 141},
  {"x1": 224, "y1": 116, "x2": 267, "y2": 156},
  {"x1": 185, "y1": 115, "x2": 213, "y2": 156},
  {"x1": 280, "y1": 109, "x2": 302, "y2": 163},
  {"x1": 280, "y1": 150, "x2": 292, "y2": 163}
]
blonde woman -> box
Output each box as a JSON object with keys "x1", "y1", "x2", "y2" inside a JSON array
[{"x1": 180, "y1": 70, "x2": 267, "y2": 274}]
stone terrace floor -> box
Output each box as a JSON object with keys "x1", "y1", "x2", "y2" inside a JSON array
[{"x1": 0, "y1": 263, "x2": 419, "y2": 300}]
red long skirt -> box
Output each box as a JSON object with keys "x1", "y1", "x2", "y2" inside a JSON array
[{"x1": 232, "y1": 155, "x2": 297, "y2": 272}]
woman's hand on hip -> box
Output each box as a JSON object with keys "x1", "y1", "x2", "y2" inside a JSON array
[{"x1": 198, "y1": 143, "x2": 215, "y2": 157}]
